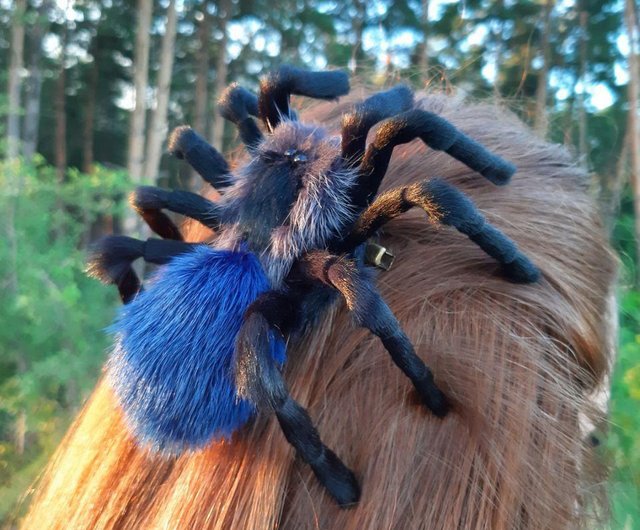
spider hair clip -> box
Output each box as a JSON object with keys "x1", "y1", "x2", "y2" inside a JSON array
[{"x1": 87, "y1": 65, "x2": 540, "y2": 507}]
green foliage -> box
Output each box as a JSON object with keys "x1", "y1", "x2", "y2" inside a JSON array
[
  {"x1": 608, "y1": 288, "x2": 640, "y2": 528},
  {"x1": 0, "y1": 160, "x2": 128, "y2": 524},
  {"x1": 613, "y1": 193, "x2": 639, "y2": 282}
]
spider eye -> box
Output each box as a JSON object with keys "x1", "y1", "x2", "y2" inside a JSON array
[{"x1": 284, "y1": 149, "x2": 308, "y2": 166}]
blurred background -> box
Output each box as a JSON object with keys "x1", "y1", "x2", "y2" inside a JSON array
[{"x1": 0, "y1": 0, "x2": 639, "y2": 526}]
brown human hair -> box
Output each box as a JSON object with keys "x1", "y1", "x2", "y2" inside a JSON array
[{"x1": 21, "y1": 91, "x2": 616, "y2": 530}]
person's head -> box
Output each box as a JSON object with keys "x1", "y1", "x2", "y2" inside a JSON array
[{"x1": 22, "y1": 90, "x2": 616, "y2": 530}]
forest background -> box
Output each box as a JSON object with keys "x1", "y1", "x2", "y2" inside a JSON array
[{"x1": 0, "y1": 0, "x2": 639, "y2": 527}]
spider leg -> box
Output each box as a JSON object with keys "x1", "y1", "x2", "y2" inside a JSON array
[
  {"x1": 348, "y1": 109, "x2": 516, "y2": 210},
  {"x1": 258, "y1": 65, "x2": 349, "y2": 131},
  {"x1": 235, "y1": 290, "x2": 360, "y2": 507},
  {"x1": 298, "y1": 251, "x2": 449, "y2": 418},
  {"x1": 341, "y1": 84, "x2": 414, "y2": 165},
  {"x1": 217, "y1": 83, "x2": 264, "y2": 150},
  {"x1": 335, "y1": 178, "x2": 540, "y2": 283},
  {"x1": 168, "y1": 126, "x2": 232, "y2": 189},
  {"x1": 87, "y1": 236, "x2": 198, "y2": 303},
  {"x1": 129, "y1": 186, "x2": 221, "y2": 240}
]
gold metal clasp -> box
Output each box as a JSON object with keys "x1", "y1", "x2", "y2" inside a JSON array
[{"x1": 364, "y1": 242, "x2": 395, "y2": 271}]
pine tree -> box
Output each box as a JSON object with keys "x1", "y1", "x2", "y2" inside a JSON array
[
  {"x1": 6, "y1": 0, "x2": 26, "y2": 159},
  {"x1": 625, "y1": 0, "x2": 640, "y2": 285},
  {"x1": 23, "y1": 1, "x2": 50, "y2": 161},
  {"x1": 126, "y1": 0, "x2": 153, "y2": 233},
  {"x1": 209, "y1": 0, "x2": 231, "y2": 150},
  {"x1": 144, "y1": 0, "x2": 178, "y2": 182}
]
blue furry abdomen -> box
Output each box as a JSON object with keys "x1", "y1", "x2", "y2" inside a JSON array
[{"x1": 107, "y1": 245, "x2": 284, "y2": 454}]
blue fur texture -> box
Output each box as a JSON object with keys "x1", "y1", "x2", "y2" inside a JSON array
[{"x1": 107, "y1": 245, "x2": 285, "y2": 454}]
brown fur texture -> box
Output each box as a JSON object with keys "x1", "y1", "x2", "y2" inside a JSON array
[{"x1": 21, "y1": 92, "x2": 616, "y2": 530}]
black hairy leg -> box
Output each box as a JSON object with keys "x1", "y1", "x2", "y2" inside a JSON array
[
  {"x1": 218, "y1": 83, "x2": 263, "y2": 150},
  {"x1": 234, "y1": 290, "x2": 360, "y2": 507},
  {"x1": 349, "y1": 109, "x2": 517, "y2": 210},
  {"x1": 168, "y1": 126, "x2": 232, "y2": 189},
  {"x1": 340, "y1": 84, "x2": 414, "y2": 165},
  {"x1": 297, "y1": 251, "x2": 449, "y2": 418},
  {"x1": 87, "y1": 236, "x2": 198, "y2": 303},
  {"x1": 335, "y1": 178, "x2": 540, "y2": 283},
  {"x1": 258, "y1": 65, "x2": 349, "y2": 131},
  {"x1": 129, "y1": 186, "x2": 221, "y2": 241}
]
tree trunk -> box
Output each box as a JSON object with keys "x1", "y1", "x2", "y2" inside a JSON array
[
  {"x1": 23, "y1": 2, "x2": 50, "y2": 161},
  {"x1": 625, "y1": 0, "x2": 640, "y2": 286},
  {"x1": 577, "y1": 9, "x2": 588, "y2": 165},
  {"x1": 7, "y1": 0, "x2": 26, "y2": 160},
  {"x1": 191, "y1": 2, "x2": 211, "y2": 189},
  {"x1": 14, "y1": 410, "x2": 26, "y2": 455},
  {"x1": 6, "y1": 0, "x2": 28, "y2": 454},
  {"x1": 126, "y1": 0, "x2": 153, "y2": 234},
  {"x1": 384, "y1": 39, "x2": 393, "y2": 77},
  {"x1": 127, "y1": 0, "x2": 153, "y2": 181},
  {"x1": 82, "y1": 35, "x2": 102, "y2": 246},
  {"x1": 533, "y1": 0, "x2": 552, "y2": 136},
  {"x1": 350, "y1": 0, "x2": 365, "y2": 74},
  {"x1": 55, "y1": 18, "x2": 68, "y2": 182},
  {"x1": 144, "y1": 0, "x2": 178, "y2": 182},
  {"x1": 193, "y1": 3, "x2": 211, "y2": 137},
  {"x1": 209, "y1": 0, "x2": 231, "y2": 151},
  {"x1": 83, "y1": 43, "x2": 99, "y2": 174},
  {"x1": 603, "y1": 122, "x2": 630, "y2": 234},
  {"x1": 491, "y1": 0, "x2": 505, "y2": 97},
  {"x1": 13, "y1": 354, "x2": 28, "y2": 455},
  {"x1": 417, "y1": 0, "x2": 430, "y2": 82},
  {"x1": 562, "y1": 80, "x2": 577, "y2": 146}
]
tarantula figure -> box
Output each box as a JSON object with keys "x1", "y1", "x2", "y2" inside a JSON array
[{"x1": 88, "y1": 66, "x2": 540, "y2": 507}]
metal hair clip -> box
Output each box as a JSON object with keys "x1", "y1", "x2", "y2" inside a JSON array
[{"x1": 365, "y1": 242, "x2": 395, "y2": 271}]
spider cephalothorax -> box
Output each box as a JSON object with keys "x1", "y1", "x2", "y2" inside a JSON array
[
  {"x1": 219, "y1": 121, "x2": 358, "y2": 284},
  {"x1": 88, "y1": 65, "x2": 540, "y2": 507}
]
